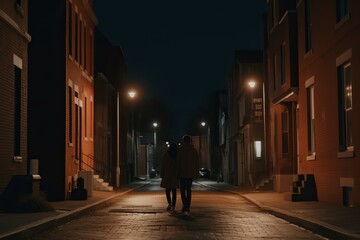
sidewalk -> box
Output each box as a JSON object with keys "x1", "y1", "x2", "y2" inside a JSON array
[
  {"x1": 0, "y1": 181, "x2": 150, "y2": 240},
  {"x1": 198, "y1": 180, "x2": 360, "y2": 240},
  {"x1": 1, "y1": 180, "x2": 360, "y2": 240}
]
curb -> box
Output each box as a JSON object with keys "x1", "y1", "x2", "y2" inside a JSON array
[
  {"x1": 242, "y1": 195, "x2": 360, "y2": 240},
  {"x1": 197, "y1": 181, "x2": 360, "y2": 240},
  {"x1": 0, "y1": 182, "x2": 150, "y2": 240}
]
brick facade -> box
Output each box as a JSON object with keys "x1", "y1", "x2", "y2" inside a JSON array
[
  {"x1": 265, "y1": 0, "x2": 360, "y2": 205},
  {"x1": 297, "y1": 0, "x2": 360, "y2": 206},
  {"x1": 0, "y1": 1, "x2": 31, "y2": 191},
  {"x1": 28, "y1": 0, "x2": 97, "y2": 200}
]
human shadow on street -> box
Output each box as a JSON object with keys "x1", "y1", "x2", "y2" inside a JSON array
[{"x1": 168, "y1": 211, "x2": 197, "y2": 222}]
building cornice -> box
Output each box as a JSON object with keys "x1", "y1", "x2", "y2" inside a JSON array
[{"x1": 0, "y1": 9, "x2": 31, "y2": 42}]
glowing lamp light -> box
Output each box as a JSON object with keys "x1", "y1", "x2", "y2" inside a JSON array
[
  {"x1": 248, "y1": 80, "x2": 256, "y2": 88},
  {"x1": 128, "y1": 91, "x2": 136, "y2": 98}
]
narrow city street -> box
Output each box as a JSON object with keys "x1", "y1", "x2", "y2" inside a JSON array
[{"x1": 31, "y1": 180, "x2": 327, "y2": 240}]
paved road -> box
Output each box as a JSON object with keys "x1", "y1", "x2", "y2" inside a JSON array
[{"x1": 31, "y1": 180, "x2": 327, "y2": 240}]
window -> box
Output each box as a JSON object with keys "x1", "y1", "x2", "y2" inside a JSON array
[
  {"x1": 75, "y1": 11, "x2": 79, "y2": 62},
  {"x1": 68, "y1": 82, "x2": 73, "y2": 144},
  {"x1": 84, "y1": 23, "x2": 87, "y2": 71},
  {"x1": 79, "y1": 18, "x2": 82, "y2": 66},
  {"x1": 336, "y1": 0, "x2": 349, "y2": 23},
  {"x1": 338, "y1": 62, "x2": 352, "y2": 151},
  {"x1": 306, "y1": 78, "x2": 315, "y2": 156},
  {"x1": 280, "y1": 42, "x2": 286, "y2": 85},
  {"x1": 14, "y1": 66, "x2": 21, "y2": 156},
  {"x1": 273, "y1": 54, "x2": 278, "y2": 92},
  {"x1": 90, "y1": 96, "x2": 93, "y2": 139},
  {"x1": 84, "y1": 96, "x2": 87, "y2": 138},
  {"x1": 304, "y1": 0, "x2": 312, "y2": 53},
  {"x1": 75, "y1": 90, "x2": 79, "y2": 159},
  {"x1": 90, "y1": 31, "x2": 93, "y2": 76},
  {"x1": 255, "y1": 141, "x2": 262, "y2": 158},
  {"x1": 13, "y1": 55, "x2": 22, "y2": 157},
  {"x1": 68, "y1": 1, "x2": 73, "y2": 56},
  {"x1": 281, "y1": 111, "x2": 289, "y2": 154}
]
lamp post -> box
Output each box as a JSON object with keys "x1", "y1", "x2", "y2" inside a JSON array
[
  {"x1": 116, "y1": 92, "x2": 120, "y2": 188},
  {"x1": 248, "y1": 80, "x2": 256, "y2": 187},
  {"x1": 247, "y1": 79, "x2": 266, "y2": 185},
  {"x1": 128, "y1": 90, "x2": 137, "y2": 179},
  {"x1": 200, "y1": 121, "x2": 211, "y2": 170},
  {"x1": 152, "y1": 122, "x2": 158, "y2": 178}
]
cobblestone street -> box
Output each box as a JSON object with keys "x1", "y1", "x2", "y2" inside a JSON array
[{"x1": 31, "y1": 181, "x2": 326, "y2": 240}]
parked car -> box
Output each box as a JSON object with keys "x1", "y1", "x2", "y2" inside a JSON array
[{"x1": 199, "y1": 168, "x2": 211, "y2": 179}]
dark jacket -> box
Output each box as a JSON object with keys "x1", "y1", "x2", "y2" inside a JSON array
[
  {"x1": 160, "y1": 152, "x2": 179, "y2": 189},
  {"x1": 176, "y1": 143, "x2": 199, "y2": 178}
]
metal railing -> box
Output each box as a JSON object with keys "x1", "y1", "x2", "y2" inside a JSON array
[{"x1": 81, "y1": 153, "x2": 112, "y2": 184}]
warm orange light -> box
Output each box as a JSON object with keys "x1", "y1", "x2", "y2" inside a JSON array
[
  {"x1": 248, "y1": 80, "x2": 256, "y2": 88},
  {"x1": 128, "y1": 91, "x2": 136, "y2": 98}
]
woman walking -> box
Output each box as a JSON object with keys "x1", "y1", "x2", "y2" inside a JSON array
[{"x1": 160, "y1": 142, "x2": 179, "y2": 211}]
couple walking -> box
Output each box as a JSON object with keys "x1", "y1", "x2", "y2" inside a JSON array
[{"x1": 160, "y1": 134, "x2": 199, "y2": 212}]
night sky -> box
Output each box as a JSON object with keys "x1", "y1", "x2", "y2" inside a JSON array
[{"x1": 93, "y1": 0, "x2": 267, "y2": 141}]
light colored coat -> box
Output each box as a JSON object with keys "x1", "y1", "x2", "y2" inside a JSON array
[
  {"x1": 160, "y1": 153, "x2": 179, "y2": 189},
  {"x1": 176, "y1": 143, "x2": 199, "y2": 178}
]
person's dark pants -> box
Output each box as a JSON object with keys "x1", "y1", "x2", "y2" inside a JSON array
[
  {"x1": 165, "y1": 188, "x2": 177, "y2": 207},
  {"x1": 180, "y1": 178, "x2": 193, "y2": 210}
]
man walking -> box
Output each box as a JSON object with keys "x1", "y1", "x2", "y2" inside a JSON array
[{"x1": 177, "y1": 134, "x2": 199, "y2": 212}]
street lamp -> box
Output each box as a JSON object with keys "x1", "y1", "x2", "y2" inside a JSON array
[
  {"x1": 128, "y1": 91, "x2": 136, "y2": 98},
  {"x1": 128, "y1": 90, "x2": 137, "y2": 179},
  {"x1": 248, "y1": 80, "x2": 256, "y2": 89},
  {"x1": 152, "y1": 122, "x2": 158, "y2": 178},
  {"x1": 200, "y1": 121, "x2": 211, "y2": 171},
  {"x1": 247, "y1": 79, "x2": 266, "y2": 186}
]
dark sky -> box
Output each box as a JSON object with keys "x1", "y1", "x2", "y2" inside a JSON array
[{"x1": 93, "y1": 0, "x2": 267, "y2": 141}]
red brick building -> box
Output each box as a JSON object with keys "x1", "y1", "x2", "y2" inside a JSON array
[
  {"x1": 265, "y1": 0, "x2": 360, "y2": 206},
  {"x1": 265, "y1": 0, "x2": 299, "y2": 192},
  {"x1": 296, "y1": 0, "x2": 360, "y2": 206},
  {"x1": 0, "y1": 1, "x2": 31, "y2": 190},
  {"x1": 28, "y1": 0, "x2": 97, "y2": 200}
]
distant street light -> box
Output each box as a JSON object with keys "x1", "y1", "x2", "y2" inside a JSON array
[
  {"x1": 128, "y1": 90, "x2": 137, "y2": 179},
  {"x1": 151, "y1": 122, "x2": 158, "y2": 178},
  {"x1": 200, "y1": 121, "x2": 211, "y2": 171},
  {"x1": 128, "y1": 91, "x2": 136, "y2": 98},
  {"x1": 248, "y1": 80, "x2": 256, "y2": 88}
]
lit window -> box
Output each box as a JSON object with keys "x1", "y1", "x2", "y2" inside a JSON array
[
  {"x1": 338, "y1": 62, "x2": 352, "y2": 151},
  {"x1": 255, "y1": 141, "x2": 262, "y2": 158}
]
